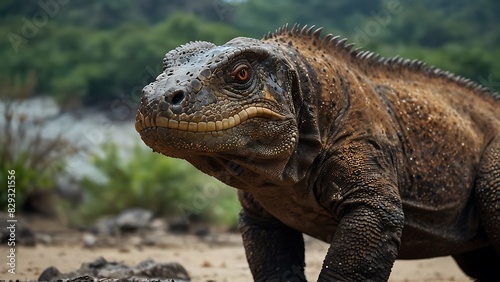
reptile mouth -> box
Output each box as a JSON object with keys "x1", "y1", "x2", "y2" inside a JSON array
[{"x1": 135, "y1": 106, "x2": 287, "y2": 133}]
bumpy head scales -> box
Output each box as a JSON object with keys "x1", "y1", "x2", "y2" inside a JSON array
[{"x1": 135, "y1": 37, "x2": 300, "y2": 162}]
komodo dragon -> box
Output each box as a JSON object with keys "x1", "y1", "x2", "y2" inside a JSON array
[{"x1": 135, "y1": 24, "x2": 500, "y2": 281}]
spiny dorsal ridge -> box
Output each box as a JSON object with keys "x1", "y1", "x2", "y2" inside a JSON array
[
  {"x1": 306, "y1": 25, "x2": 316, "y2": 36},
  {"x1": 335, "y1": 38, "x2": 348, "y2": 49},
  {"x1": 441, "y1": 70, "x2": 452, "y2": 77},
  {"x1": 363, "y1": 51, "x2": 375, "y2": 60},
  {"x1": 283, "y1": 23, "x2": 289, "y2": 34},
  {"x1": 263, "y1": 24, "x2": 499, "y2": 100},
  {"x1": 344, "y1": 43, "x2": 356, "y2": 52},
  {"x1": 350, "y1": 47, "x2": 363, "y2": 57},
  {"x1": 386, "y1": 56, "x2": 400, "y2": 65},
  {"x1": 355, "y1": 50, "x2": 368, "y2": 59},
  {"x1": 278, "y1": 25, "x2": 286, "y2": 35},
  {"x1": 407, "y1": 59, "x2": 420, "y2": 70},
  {"x1": 372, "y1": 53, "x2": 381, "y2": 60},
  {"x1": 312, "y1": 27, "x2": 323, "y2": 40},
  {"x1": 465, "y1": 80, "x2": 477, "y2": 88},
  {"x1": 299, "y1": 25, "x2": 309, "y2": 35},
  {"x1": 329, "y1": 35, "x2": 342, "y2": 46},
  {"x1": 322, "y1": 34, "x2": 334, "y2": 45},
  {"x1": 399, "y1": 58, "x2": 410, "y2": 65}
]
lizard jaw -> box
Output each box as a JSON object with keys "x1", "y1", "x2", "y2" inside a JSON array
[{"x1": 135, "y1": 105, "x2": 287, "y2": 133}]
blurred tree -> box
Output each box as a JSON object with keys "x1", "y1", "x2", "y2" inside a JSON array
[
  {"x1": 0, "y1": 0, "x2": 236, "y2": 28},
  {"x1": 0, "y1": 10, "x2": 241, "y2": 106},
  {"x1": 231, "y1": 0, "x2": 383, "y2": 38}
]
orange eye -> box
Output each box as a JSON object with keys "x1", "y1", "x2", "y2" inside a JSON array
[
  {"x1": 231, "y1": 64, "x2": 250, "y2": 83},
  {"x1": 237, "y1": 68, "x2": 249, "y2": 81}
]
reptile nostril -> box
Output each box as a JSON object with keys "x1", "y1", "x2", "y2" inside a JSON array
[{"x1": 170, "y1": 90, "x2": 185, "y2": 105}]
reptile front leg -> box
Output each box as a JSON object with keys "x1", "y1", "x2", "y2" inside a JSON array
[
  {"x1": 316, "y1": 141, "x2": 404, "y2": 281},
  {"x1": 239, "y1": 192, "x2": 307, "y2": 282},
  {"x1": 318, "y1": 205, "x2": 403, "y2": 281}
]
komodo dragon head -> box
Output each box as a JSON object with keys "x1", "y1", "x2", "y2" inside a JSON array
[{"x1": 135, "y1": 37, "x2": 315, "y2": 187}]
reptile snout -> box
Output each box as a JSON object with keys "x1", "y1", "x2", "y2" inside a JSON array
[{"x1": 135, "y1": 75, "x2": 217, "y2": 133}]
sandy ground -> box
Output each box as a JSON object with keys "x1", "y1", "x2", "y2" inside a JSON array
[{"x1": 1, "y1": 233, "x2": 471, "y2": 282}]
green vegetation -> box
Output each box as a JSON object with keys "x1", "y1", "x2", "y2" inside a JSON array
[
  {"x1": 68, "y1": 143, "x2": 239, "y2": 227},
  {"x1": 0, "y1": 5, "x2": 242, "y2": 106},
  {"x1": 0, "y1": 76, "x2": 81, "y2": 212}
]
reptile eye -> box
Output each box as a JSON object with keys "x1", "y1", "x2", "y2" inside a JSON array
[{"x1": 231, "y1": 64, "x2": 251, "y2": 83}]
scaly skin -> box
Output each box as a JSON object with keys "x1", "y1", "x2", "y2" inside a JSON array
[{"x1": 136, "y1": 24, "x2": 500, "y2": 281}]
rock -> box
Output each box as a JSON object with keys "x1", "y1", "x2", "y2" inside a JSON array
[
  {"x1": 128, "y1": 235, "x2": 142, "y2": 247},
  {"x1": 0, "y1": 212, "x2": 36, "y2": 246},
  {"x1": 116, "y1": 208, "x2": 153, "y2": 229},
  {"x1": 38, "y1": 256, "x2": 191, "y2": 282},
  {"x1": 142, "y1": 233, "x2": 169, "y2": 247},
  {"x1": 38, "y1": 266, "x2": 62, "y2": 281},
  {"x1": 88, "y1": 256, "x2": 108, "y2": 268},
  {"x1": 193, "y1": 225, "x2": 211, "y2": 237},
  {"x1": 133, "y1": 259, "x2": 190, "y2": 279},
  {"x1": 37, "y1": 233, "x2": 53, "y2": 245},
  {"x1": 22, "y1": 189, "x2": 58, "y2": 217},
  {"x1": 149, "y1": 218, "x2": 168, "y2": 231},
  {"x1": 168, "y1": 217, "x2": 190, "y2": 234},
  {"x1": 93, "y1": 216, "x2": 118, "y2": 235},
  {"x1": 92, "y1": 209, "x2": 156, "y2": 236},
  {"x1": 115, "y1": 208, "x2": 153, "y2": 232},
  {"x1": 82, "y1": 233, "x2": 96, "y2": 248}
]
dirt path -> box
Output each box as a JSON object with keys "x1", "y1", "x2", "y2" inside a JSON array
[{"x1": 1, "y1": 233, "x2": 471, "y2": 281}]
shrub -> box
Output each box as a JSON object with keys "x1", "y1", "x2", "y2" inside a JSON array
[
  {"x1": 0, "y1": 73, "x2": 81, "y2": 214},
  {"x1": 72, "y1": 142, "x2": 240, "y2": 227}
]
